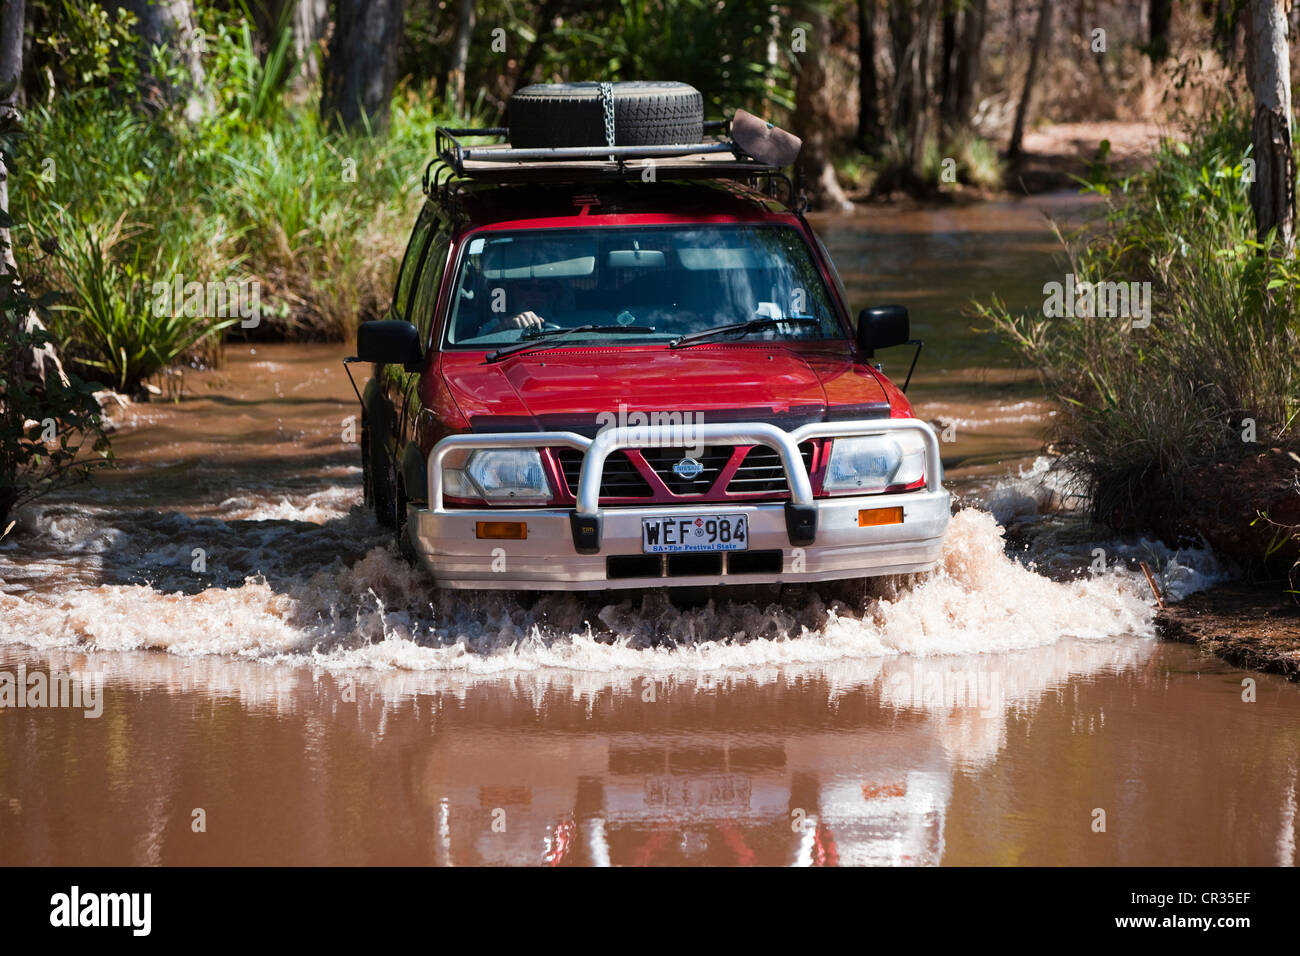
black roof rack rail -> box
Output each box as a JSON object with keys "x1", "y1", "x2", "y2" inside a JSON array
[
  {"x1": 422, "y1": 121, "x2": 804, "y2": 215},
  {"x1": 428, "y1": 120, "x2": 781, "y2": 184}
]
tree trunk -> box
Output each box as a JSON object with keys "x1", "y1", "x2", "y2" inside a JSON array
[
  {"x1": 321, "y1": 0, "x2": 407, "y2": 132},
  {"x1": 0, "y1": 0, "x2": 22, "y2": 275},
  {"x1": 887, "y1": 0, "x2": 916, "y2": 136},
  {"x1": 953, "y1": 0, "x2": 987, "y2": 128},
  {"x1": 0, "y1": 0, "x2": 20, "y2": 111},
  {"x1": 448, "y1": 0, "x2": 475, "y2": 116},
  {"x1": 1009, "y1": 0, "x2": 1053, "y2": 157},
  {"x1": 1147, "y1": 0, "x2": 1173, "y2": 63},
  {"x1": 1245, "y1": 0, "x2": 1295, "y2": 254},
  {"x1": 904, "y1": 0, "x2": 936, "y2": 180},
  {"x1": 938, "y1": 0, "x2": 957, "y2": 126},
  {"x1": 117, "y1": 0, "x2": 210, "y2": 120},
  {"x1": 857, "y1": 0, "x2": 881, "y2": 152},
  {"x1": 0, "y1": 0, "x2": 19, "y2": 99},
  {"x1": 0, "y1": 0, "x2": 65, "y2": 390},
  {"x1": 257, "y1": 0, "x2": 329, "y2": 89},
  {"x1": 292, "y1": 0, "x2": 330, "y2": 84},
  {"x1": 793, "y1": 4, "x2": 853, "y2": 211}
]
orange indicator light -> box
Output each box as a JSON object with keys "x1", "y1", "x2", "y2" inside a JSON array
[
  {"x1": 476, "y1": 521, "x2": 527, "y2": 540},
  {"x1": 858, "y1": 507, "x2": 904, "y2": 527}
]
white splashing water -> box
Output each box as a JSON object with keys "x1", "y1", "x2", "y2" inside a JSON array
[
  {"x1": 978, "y1": 455, "x2": 1079, "y2": 524},
  {"x1": 0, "y1": 504, "x2": 1161, "y2": 679},
  {"x1": 965, "y1": 456, "x2": 1231, "y2": 602}
]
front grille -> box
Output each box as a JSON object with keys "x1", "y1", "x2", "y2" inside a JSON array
[
  {"x1": 560, "y1": 441, "x2": 817, "y2": 500},
  {"x1": 639, "y1": 446, "x2": 735, "y2": 495},
  {"x1": 728, "y1": 550, "x2": 784, "y2": 574},
  {"x1": 726, "y1": 443, "x2": 815, "y2": 495},
  {"x1": 607, "y1": 554, "x2": 660, "y2": 579},
  {"x1": 556, "y1": 449, "x2": 654, "y2": 498}
]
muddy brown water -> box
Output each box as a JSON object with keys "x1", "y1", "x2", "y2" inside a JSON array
[{"x1": 1, "y1": 193, "x2": 1296, "y2": 866}]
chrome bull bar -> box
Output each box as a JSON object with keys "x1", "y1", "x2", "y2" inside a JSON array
[{"x1": 426, "y1": 418, "x2": 944, "y2": 554}]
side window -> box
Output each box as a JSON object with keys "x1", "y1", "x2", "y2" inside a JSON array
[
  {"x1": 392, "y1": 208, "x2": 435, "y2": 323},
  {"x1": 409, "y1": 231, "x2": 451, "y2": 343}
]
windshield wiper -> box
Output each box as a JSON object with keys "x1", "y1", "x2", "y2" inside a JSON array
[
  {"x1": 668, "y1": 316, "x2": 820, "y2": 349},
  {"x1": 486, "y1": 324, "x2": 656, "y2": 362}
]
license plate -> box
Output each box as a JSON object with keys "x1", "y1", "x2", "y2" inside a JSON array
[
  {"x1": 644, "y1": 773, "x2": 752, "y2": 808},
  {"x1": 641, "y1": 514, "x2": 748, "y2": 553}
]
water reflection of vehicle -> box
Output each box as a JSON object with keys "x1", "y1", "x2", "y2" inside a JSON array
[
  {"x1": 409, "y1": 642, "x2": 1160, "y2": 866},
  {"x1": 423, "y1": 723, "x2": 955, "y2": 866},
  {"x1": 9, "y1": 639, "x2": 1213, "y2": 867}
]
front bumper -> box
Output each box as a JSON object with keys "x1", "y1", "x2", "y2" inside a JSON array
[{"x1": 410, "y1": 418, "x2": 951, "y2": 591}]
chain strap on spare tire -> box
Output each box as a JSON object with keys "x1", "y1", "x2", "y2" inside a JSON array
[
  {"x1": 599, "y1": 81, "x2": 616, "y2": 159},
  {"x1": 507, "y1": 81, "x2": 703, "y2": 150}
]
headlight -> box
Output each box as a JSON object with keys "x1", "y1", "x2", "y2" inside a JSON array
[
  {"x1": 823, "y1": 432, "x2": 926, "y2": 494},
  {"x1": 443, "y1": 449, "x2": 550, "y2": 502}
]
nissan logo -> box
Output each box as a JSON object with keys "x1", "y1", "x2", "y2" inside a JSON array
[{"x1": 672, "y1": 457, "x2": 704, "y2": 479}]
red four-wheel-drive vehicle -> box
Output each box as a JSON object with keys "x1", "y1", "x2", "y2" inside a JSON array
[{"x1": 348, "y1": 83, "x2": 949, "y2": 591}]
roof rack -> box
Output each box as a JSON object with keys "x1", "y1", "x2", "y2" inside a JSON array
[
  {"x1": 427, "y1": 121, "x2": 782, "y2": 184},
  {"x1": 424, "y1": 121, "x2": 800, "y2": 213}
]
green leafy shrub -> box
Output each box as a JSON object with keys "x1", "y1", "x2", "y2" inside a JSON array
[
  {"x1": 0, "y1": 300, "x2": 111, "y2": 526},
  {"x1": 36, "y1": 0, "x2": 141, "y2": 93}
]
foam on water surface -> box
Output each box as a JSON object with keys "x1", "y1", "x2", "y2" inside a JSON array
[{"x1": 1, "y1": 499, "x2": 1167, "y2": 679}]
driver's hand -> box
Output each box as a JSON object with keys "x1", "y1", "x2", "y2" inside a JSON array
[{"x1": 487, "y1": 311, "x2": 545, "y2": 333}]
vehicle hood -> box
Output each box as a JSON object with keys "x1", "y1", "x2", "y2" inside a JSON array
[{"x1": 439, "y1": 345, "x2": 892, "y2": 434}]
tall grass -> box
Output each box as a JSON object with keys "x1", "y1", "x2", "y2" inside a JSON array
[
  {"x1": 51, "y1": 226, "x2": 241, "y2": 392},
  {"x1": 973, "y1": 103, "x2": 1300, "y2": 525},
  {"x1": 16, "y1": 3, "x2": 463, "y2": 391}
]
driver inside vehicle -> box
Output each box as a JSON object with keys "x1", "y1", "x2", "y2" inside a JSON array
[{"x1": 480, "y1": 275, "x2": 575, "y2": 334}]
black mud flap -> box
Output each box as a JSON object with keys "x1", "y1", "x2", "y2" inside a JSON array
[
  {"x1": 570, "y1": 513, "x2": 603, "y2": 554},
  {"x1": 784, "y1": 502, "x2": 817, "y2": 547},
  {"x1": 401, "y1": 442, "x2": 427, "y2": 503}
]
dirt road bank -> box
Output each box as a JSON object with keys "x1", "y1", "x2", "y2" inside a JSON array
[{"x1": 1158, "y1": 582, "x2": 1300, "y2": 681}]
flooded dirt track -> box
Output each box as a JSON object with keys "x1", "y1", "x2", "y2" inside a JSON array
[
  {"x1": 1, "y1": 641, "x2": 1297, "y2": 866},
  {"x1": 2, "y1": 194, "x2": 1298, "y2": 866}
]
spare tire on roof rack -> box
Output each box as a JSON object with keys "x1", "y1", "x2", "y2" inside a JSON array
[{"x1": 507, "y1": 81, "x2": 704, "y2": 149}]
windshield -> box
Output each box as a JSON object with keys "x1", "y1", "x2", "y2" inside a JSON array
[{"x1": 443, "y1": 224, "x2": 845, "y2": 349}]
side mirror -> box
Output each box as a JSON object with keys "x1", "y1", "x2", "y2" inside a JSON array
[
  {"x1": 856, "y1": 305, "x2": 909, "y2": 358},
  {"x1": 357, "y1": 320, "x2": 423, "y2": 372}
]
